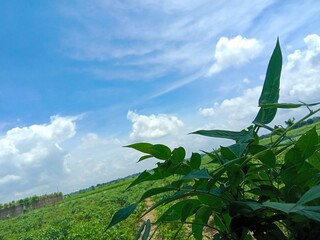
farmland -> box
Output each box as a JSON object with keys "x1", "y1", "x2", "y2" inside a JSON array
[{"x1": 0, "y1": 120, "x2": 319, "y2": 239}]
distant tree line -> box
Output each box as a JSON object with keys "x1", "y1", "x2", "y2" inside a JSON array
[
  {"x1": 260, "y1": 116, "x2": 320, "y2": 139},
  {"x1": 65, "y1": 173, "x2": 140, "y2": 198},
  {"x1": 0, "y1": 192, "x2": 63, "y2": 210}
]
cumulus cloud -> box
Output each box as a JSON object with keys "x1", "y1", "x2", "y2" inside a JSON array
[
  {"x1": 127, "y1": 111, "x2": 184, "y2": 140},
  {"x1": 0, "y1": 116, "x2": 78, "y2": 202},
  {"x1": 207, "y1": 36, "x2": 263, "y2": 76},
  {"x1": 199, "y1": 34, "x2": 320, "y2": 131},
  {"x1": 198, "y1": 87, "x2": 261, "y2": 129},
  {"x1": 199, "y1": 103, "x2": 218, "y2": 117},
  {"x1": 281, "y1": 34, "x2": 320, "y2": 102},
  {"x1": 61, "y1": 132, "x2": 160, "y2": 194}
]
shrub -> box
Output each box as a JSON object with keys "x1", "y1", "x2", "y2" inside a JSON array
[{"x1": 108, "y1": 40, "x2": 320, "y2": 239}]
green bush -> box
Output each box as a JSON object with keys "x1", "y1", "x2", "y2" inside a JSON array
[{"x1": 108, "y1": 40, "x2": 320, "y2": 239}]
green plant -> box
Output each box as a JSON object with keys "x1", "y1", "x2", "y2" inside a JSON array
[{"x1": 107, "y1": 39, "x2": 320, "y2": 239}]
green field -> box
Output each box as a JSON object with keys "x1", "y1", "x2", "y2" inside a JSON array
[{"x1": 0, "y1": 121, "x2": 319, "y2": 240}]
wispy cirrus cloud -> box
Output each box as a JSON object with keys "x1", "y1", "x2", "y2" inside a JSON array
[{"x1": 59, "y1": 0, "x2": 274, "y2": 80}]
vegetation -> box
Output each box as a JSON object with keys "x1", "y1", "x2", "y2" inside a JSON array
[
  {"x1": 0, "y1": 192, "x2": 62, "y2": 210},
  {"x1": 108, "y1": 40, "x2": 320, "y2": 239},
  {"x1": 1, "y1": 40, "x2": 320, "y2": 239},
  {"x1": 0, "y1": 178, "x2": 153, "y2": 239}
]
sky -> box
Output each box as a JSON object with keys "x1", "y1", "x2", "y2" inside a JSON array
[{"x1": 0, "y1": 0, "x2": 320, "y2": 203}]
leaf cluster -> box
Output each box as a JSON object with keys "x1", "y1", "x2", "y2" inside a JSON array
[{"x1": 108, "y1": 40, "x2": 320, "y2": 239}]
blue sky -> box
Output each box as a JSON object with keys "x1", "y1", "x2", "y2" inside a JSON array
[{"x1": 1, "y1": 0, "x2": 320, "y2": 202}]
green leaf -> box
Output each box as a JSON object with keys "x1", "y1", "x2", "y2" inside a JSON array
[
  {"x1": 142, "y1": 219, "x2": 151, "y2": 240},
  {"x1": 157, "y1": 199, "x2": 201, "y2": 222},
  {"x1": 296, "y1": 127, "x2": 318, "y2": 159},
  {"x1": 189, "y1": 152, "x2": 201, "y2": 169},
  {"x1": 150, "y1": 144, "x2": 171, "y2": 160},
  {"x1": 220, "y1": 146, "x2": 236, "y2": 160},
  {"x1": 171, "y1": 147, "x2": 186, "y2": 164},
  {"x1": 263, "y1": 202, "x2": 295, "y2": 213},
  {"x1": 249, "y1": 145, "x2": 276, "y2": 168},
  {"x1": 227, "y1": 165, "x2": 245, "y2": 192},
  {"x1": 135, "y1": 220, "x2": 151, "y2": 240},
  {"x1": 294, "y1": 209, "x2": 320, "y2": 222},
  {"x1": 142, "y1": 190, "x2": 198, "y2": 218},
  {"x1": 125, "y1": 142, "x2": 153, "y2": 154},
  {"x1": 296, "y1": 185, "x2": 320, "y2": 205},
  {"x1": 260, "y1": 102, "x2": 320, "y2": 109},
  {"x1": 260, "y1": 103, "x2": 303, "y2": 109},
  {"x1": 308, "y1": 150, "x2": 320, "y2": 170},
  {"x1": 228, "y1": 143, "x2": 248, "y2": 158},
  {"x1": 125, "y1": 143, "x2": 171, "y2": 160},
  {"x1": 138, "y1": 155, "x2": 153, "y2": 162},
  {"x1": 192, "y1": 206, "x2": 212, "y2": 240},
  {"x1": 197, "y1": 194, "x2": 223, "y2": 208},
  {"x1": 253, "y1": 39, "x2": 282, "y2": 125},
  {"x1": 107, "y1": 203, "x2": 138, "y2": 229},
  {"x1": 230, "y1": 201, "x2": 264, "y2": 219},
  {"x1": 128, "y1": 170, "x2": 151, "y2": 189},
  {"x1": 139, "y1": 186, "x2": 175, "y2": 201},
  {"x1": 180, "y1": 168, "x2": 212, "y2": 180},
  {"x1": 190, "y1": 129, "x2": 246, "y2": 142},
  {"x1": 258, "y1": 39, "x2": 282, "y2": 105}
]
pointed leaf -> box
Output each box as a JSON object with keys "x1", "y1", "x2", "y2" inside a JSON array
[
  {"x1": 139, "y1": 186, "x2": 175, "y2": 202},
  {"x1": 261, "y1": 102, "x2": 320, "y2": 109},
  {"x1": 250, "y1": 145, "x2": 276, "y2": 168},
  {"x1": 263, "y1": 202, "x2": 295, "y2": 213},
  {"x1": 138, "y1": 155, "x2": 153, "y2": 162},
  {"x1": 253, "y1": 39, "x2": 282, "y2": 125},
  {"x1": 142, "y1": 219, "x2": 151, "y2": 240},
  {"x1": 296, "y1": 127, "x2": 318, "y2": 159},
  {"x1": 180, "y1": 168, "x2": 212, "y2": 180},
  {"x1": 135, "y1": 221, "x2": 147, "y2": 240},
  {"x1": 107, "y1": 203, "x2": 138, "y2": 229},
  {"x1": 228, "y1": 143, "x2": 248, "y2": 158},
  {"x1": 189, "y1": 152, "x2": 201, "y2": 169},
  {"x1": 258, "y1": 39, "x2": 282, "y2": 105},
  {"x1": 157, "y1": 199, "x2": 201, "y2": 222},
  {"x1": 296, "y1": 185, "x2": 320, "y2": 205},
  {"x1": 128, "y1": 170, "x2": 151, "y2": 189},
  {"x1": 294, "y1": 209, "x2": 320, "y2": 222},
  {"x1": 125, "y1": 142, "x2": 153, "y2": 154},
  {"x1": 150, "y1": 144, "x2": 171, "y2": 160},
  {"x1": 192, "y1": 206, "x2": 212, "y2": 240},
  {"x1": 171, "y1": 147, "x2": 186, "y2": 164},
  {"x1": 190, "y1": 129, "x2": 246, "y2": 142}
]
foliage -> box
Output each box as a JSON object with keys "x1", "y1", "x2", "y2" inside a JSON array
[
  {"x1": 108, "y1": 40, "x2": 320, "y2": 239},
  {"x1": 0, "y1": 178, "x2": 155, "y2": 239},
  {"x1": 0, "y1": 192, "x2": 63, "y2": 210}
]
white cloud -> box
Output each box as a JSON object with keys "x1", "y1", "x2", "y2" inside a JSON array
[
  {"x1": 243, "y1": 78, "x2": 251, "y2": 84},
  {"x1": 61, "y1": 133, "x2": 159, "y2": 193},
  {"x1": 127, "y1": 111, "x2": 184, "y2": 140},
  {"x1": 0, "y1": 116, "x2": 78, "y2": 202},
  {"x1": 281, "y1": 34, "x2": 320, "y2": 102},
  {"x1": 60, "y1": 0, "x2": 272, "y2": 84},
  {"x1": 207, "y1": 35, "x2": 263, "y2": 76},
  {"x1": 199, "y1": 34, "x2": 320, "y2": 131},
  {"x1": 199, "y1": 108, "x2": 215, "y2": 117},
  {"x1": 198, "y1": 87, "x2": 261, "y2": 130}
]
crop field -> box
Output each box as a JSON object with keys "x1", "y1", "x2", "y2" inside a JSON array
[{"x1": 0, "y1": 121, "x2": 319, "y2": 240}]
